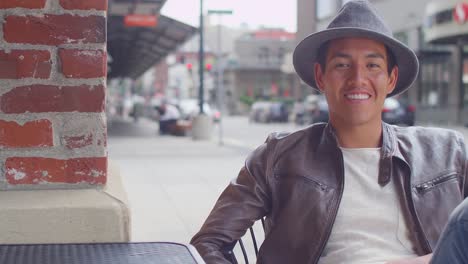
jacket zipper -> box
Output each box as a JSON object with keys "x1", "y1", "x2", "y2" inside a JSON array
[
  {"x1": 414, "y1": 174, "x2": 458, "y2": 194},
  {"x1": 274, "y1": 173, "x2": 329, "y2": 192},
  {"x1": 404, "y1": 165, "x2": 432, "y2": 253},
  {"x1": 312, "y1": 149, "x2": 345, "y2": 264}
]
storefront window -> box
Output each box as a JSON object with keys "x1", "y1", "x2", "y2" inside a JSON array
[
  {"x1": 463, "y1": 58, "x2": 468, "y2": 107},
  {"x1": 418, "y1": 55, "x2": 451, "y2": 108}
]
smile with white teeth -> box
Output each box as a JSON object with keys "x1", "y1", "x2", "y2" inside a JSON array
[{"x1": 345, "y1": 94, "x2": 370, "y2": 100}]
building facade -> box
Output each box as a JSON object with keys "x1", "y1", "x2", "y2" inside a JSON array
[
  {"x1": 297, "y1": 0, "x2": 468, "y2": 125},
  {"x1": 224, "y1": 29, "x2": 297, "y2": 114}
]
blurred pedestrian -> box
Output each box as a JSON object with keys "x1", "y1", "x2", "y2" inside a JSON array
[
  {"x1": 191, "y1": 1, "x2": 468, "y2": 263},
  {"x1": 156, "y1": 100, "x2": 181, "y2": 135},
  {"x1": 122, "y1": 96, "x2": 133, "y2": 120}
]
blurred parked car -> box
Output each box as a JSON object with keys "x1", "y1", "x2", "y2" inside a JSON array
[
  {"x1": 269, "y1": 102, "x2": 289, "y2": 122},
  {"x1": 249, "y1": 101, "x2": 289, "y2": 123},
  {"x1": 293, "y1": 94, "x2": 325, "y2": 124},
  {"x1": 249, "y1": 101, "x2": 272, "y2": 123},
  {"x1": 311, "y1": 96, "x2": 329, "y2": 123},
  {"x1": 293, "y1": 95, "x2": 329, "y2": 124},
  {"x1": 382, "y1": 98, "x2": 415, "y2": 126}
]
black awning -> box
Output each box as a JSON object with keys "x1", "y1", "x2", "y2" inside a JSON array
[{"x1": 107, "y1": 14, "x2": 197, "y2": 79}]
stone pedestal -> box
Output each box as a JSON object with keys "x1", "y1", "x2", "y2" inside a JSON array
[
  {"x1": 191, "y1": 114, "x2": 213, "y2": 140},
  {"x1": 0, "y1": 160, "x2": 130, "y2": 244}
]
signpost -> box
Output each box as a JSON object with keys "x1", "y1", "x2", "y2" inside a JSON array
[
  {"x1": 192, "y1": 5, "x2": 233, "y2": 141},
  {"x1": 207, "y1": 10, "x2": 233, "y2": 15},
  {"x1": 198, "y1": 0, "x2": 205, "y2": 115},
  {"x1": 207, "y1": 9, "x2": 233, "y2": 145}
]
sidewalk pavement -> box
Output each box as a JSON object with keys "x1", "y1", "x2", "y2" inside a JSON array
[{"x1": 107, "y1": 118, "x2": 251, "y2": 245}]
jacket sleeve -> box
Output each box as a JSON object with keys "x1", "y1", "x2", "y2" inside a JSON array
[
  {"x1": 457, "y1": 132, "x2": 468, "y2": 198},
  {"x1": 464, "y1": 146, "x2": 468, "y2": 199},
  {"x1": 190, "y1": 140, "x2": 273, "y2": 264},
  {"x1": 465, "y1": 160, "x2": 468, "y2": 199}
]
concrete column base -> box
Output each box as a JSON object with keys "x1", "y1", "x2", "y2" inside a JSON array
[
  {"x1": 191, "y1": 114, "x2": 213, "y2": 140},
  {"x1": 0, "y1": 160, "x2": 131, "y2": 244}
]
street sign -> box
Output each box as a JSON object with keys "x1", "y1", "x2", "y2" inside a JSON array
[
  {"x1": 454, "y1": 3, "x2": 468, "y2": 24},
  {"x1": 124, "y1": 15, "x2": 158, "y2": 27},
  {"x1": 207, "y1": 10, "x2": 233, "y2": 15}
]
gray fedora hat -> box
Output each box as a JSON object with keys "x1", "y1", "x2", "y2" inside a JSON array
[{"x1": 293, "y1": 0, "x2": 419, "y2": 97}]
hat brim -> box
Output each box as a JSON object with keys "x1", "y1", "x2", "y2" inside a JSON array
[{"x1": 293, "y1": 28, "x2": 419, "y2": 97}]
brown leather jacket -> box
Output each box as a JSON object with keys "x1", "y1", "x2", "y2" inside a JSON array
[{"x1": 191, "y1": 123, "x2": 468, "y2": 264}]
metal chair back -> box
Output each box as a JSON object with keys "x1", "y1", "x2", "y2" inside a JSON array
[{"x1": 224, "y1": 218, "x2": 265, "y2": 264}]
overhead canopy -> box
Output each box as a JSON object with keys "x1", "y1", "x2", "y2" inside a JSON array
[
  {"x1": 109, "y1": 0, "x2": 166, "y2": 16},
  {"x1": 107, "y1": 0, "x2": 197, "y2": 79}
]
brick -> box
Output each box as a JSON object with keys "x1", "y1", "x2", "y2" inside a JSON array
[
  {"x1": 59, "y1": 49, "x2": 107, "y2": 78},
  {"x1": 5, "y1": 157, "x2": 107, "y2": 185},
  {"x1": 0, "y1": 0, "x2": 46, "y2": 9},
  {"x1": 4, "y1": 15, "x2": 106, "y2": 45},
  {"x1": 0, "y1": 50, "x2": 51, "y2": 79},
  {"x1": 97, "y1": 132, "x2": 107, "y2": 147},
  {"x1": 63, "y1": 133, "x2": 93, "y2": 149},
  {"x1": 0, "y1": 119, "x2": 53, "y2": 148},
  {"x1": 59, "y1": 0, "x2": 107, "y2": 10},
  {"x1": 0, "y1": 84, "x2": 105, "y2": 113}
]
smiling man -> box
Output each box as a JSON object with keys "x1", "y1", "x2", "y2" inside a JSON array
[{"x1": 191, "y1": 1, "x2": 468, "y2": 264}]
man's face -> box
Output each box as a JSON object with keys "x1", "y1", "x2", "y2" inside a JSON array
[{"x1": 314, "y1": 37, "x2": 398, "y2": 128}]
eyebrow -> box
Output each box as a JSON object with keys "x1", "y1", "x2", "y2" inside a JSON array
[
  {"x1": 328, "y1": 52, "x2": 351, "y2": 60},
  {"x1": 328, "y1": 52, "x2": 386, "y2": 60},
  {"x1": 366, "y1": 53, "x2": 385, "y2": 60}
]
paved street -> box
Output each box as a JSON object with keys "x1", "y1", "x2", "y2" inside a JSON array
[
  {"x1": 217, "y1": 116, "x2": 308, "y2": 150},
  {"x1": 108, "y1": 116, "x2": 468, "y2": 251}
]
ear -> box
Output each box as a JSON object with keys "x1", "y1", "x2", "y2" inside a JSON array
[
  {"x1": 386, "y1": 66, "x2": 399, "y2": 95},
  {"x1": 314, "y1": 63, "x2": 326, "y2": 92}
]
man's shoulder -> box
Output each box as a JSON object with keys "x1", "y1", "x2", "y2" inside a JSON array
[
  {"x1": 265, "y1": 122, "x2": 327, "y2": 144},
  {"x1": 392, "y1": 125, "x2": 464, "y2": 143},
  {"x1": 392, "y1": 126, "x2": 461, "y2": 138},
  {"x1": 259, "y1": 123, "x2": 327, "y2": 157}
]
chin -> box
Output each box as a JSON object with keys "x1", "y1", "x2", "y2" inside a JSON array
[{"x1": 332, "y1": 114, "x2": 378, "y2": 127}]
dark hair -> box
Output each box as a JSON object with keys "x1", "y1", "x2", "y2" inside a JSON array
[{"x1": 316, "y1": 40, "x2": 396, "y2": 75}]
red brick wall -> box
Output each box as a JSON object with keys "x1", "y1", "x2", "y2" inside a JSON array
[{"x1": 0, "y1": 0, "x2": 108, "y2": 189}]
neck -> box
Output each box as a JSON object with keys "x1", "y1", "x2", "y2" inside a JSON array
[{"x1": 330, "y1": 120, "x2": 383, "y2": 148}]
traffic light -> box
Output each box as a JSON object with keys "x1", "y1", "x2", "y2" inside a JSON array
[
  {"x1": 186, "y1": 63, "x2": 193, "y2": 73},
  {"x1": 205, "y1": 63, "x2": 212, "y2": 72}
]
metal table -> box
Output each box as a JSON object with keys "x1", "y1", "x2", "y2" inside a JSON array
[{"x1": 0, "y1": 242, "x2": 206, "y2": 264}]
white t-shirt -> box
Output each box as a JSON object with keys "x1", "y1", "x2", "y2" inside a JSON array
[{"x1": 318, "y1": 148, "x2": 418, "y2": 264}]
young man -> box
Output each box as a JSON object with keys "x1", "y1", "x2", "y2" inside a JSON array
[{"x1": 191, "y1": 1, "x2": 468, "y2": 263}]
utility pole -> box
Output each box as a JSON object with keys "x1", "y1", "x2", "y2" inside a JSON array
[{"x1": 192, "y1": 0, "x2": 213, "y2": 140}]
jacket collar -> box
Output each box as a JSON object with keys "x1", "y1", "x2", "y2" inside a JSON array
[
  {"x1": 320, "y1": 122, "x2": 396, "y2": 152},
  {"x1": 318, "y1": 122, "x2": 401, "y2": 186},
  {"x1": 382, "y1": 122, "x2": 399, "y2": 157}
]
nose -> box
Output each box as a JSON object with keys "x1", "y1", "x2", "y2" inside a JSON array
[{"x1": 347, "y1": 64, "x2": 367, "y2": 87}]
